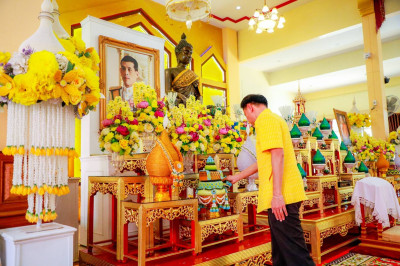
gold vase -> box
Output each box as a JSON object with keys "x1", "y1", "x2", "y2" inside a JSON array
[
  {"x1": 150, "y1": 176, "x2": 173, "y2": 201},
  {"x1": 139, "y1": 132, "x2": 156, "y2": 152}
]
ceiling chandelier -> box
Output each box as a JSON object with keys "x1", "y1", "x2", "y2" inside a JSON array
[
  {"x1": 248, "y1": 1, "x2": 285, "y2": 34},
  {"x1": 166, "y1": 0, "x2": 211, "y2": 30}
]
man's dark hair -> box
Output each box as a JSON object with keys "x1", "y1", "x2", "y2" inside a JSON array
[
  {"x1": 240, "y1": 94, "x2": 268, "y2": 109},
  {"x1": 121, "y1": 55, "x2": 138, "y2": 71}
]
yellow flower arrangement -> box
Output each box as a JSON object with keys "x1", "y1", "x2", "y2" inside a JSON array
[
  {"x1": 99, "y1": 97, "x2": 141, "y2": 155},
  {"x1": 207, "y1": 110, "x2": 244, "y2": 156},
  {"x1": 168, "y1": 96, "x2": 210, "y2": 155},
  {"x1": 350, "y1": 130, "x2": 395, "y2": 161},
  {"x1": 133, "y1": 82, "x2": 166, "y2": 135},
  {"x1": 0, "y1": 36, "x2": 100, "y2": 117},
  {"x1": 348, "y1": 113, "x2": 371, "y2": 128}
]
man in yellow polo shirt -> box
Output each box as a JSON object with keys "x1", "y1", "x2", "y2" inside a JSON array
[{"x1": 227, "y1": 94, "x2": 314, "y2": 265}]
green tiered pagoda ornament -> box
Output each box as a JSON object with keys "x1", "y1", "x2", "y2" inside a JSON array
[
  {"x1": 340, "y1": 142, "x2": 348, "y2": 151},
  {"x1": 312, "y1": 150, "x2": 326, "y2": 175},
  {"x1": 312, "y1": 127, "x2": 324, "y2": 140},
  {"x1": 298, "y1": 113, "x2": 310, "y2": 127},
  {"x1": 329, "y1": 131, "x2": 338, "y2": 139},
  {"x1": 343, "y1": 151, "x2": 356, "y2": 173},
  {"x1": 291, "y1": 124, "x2": 302, "y2": 148},
  {"x1": 320, "y1": 117, "x2": 331, "y2": 137},
  {"x1": 358, "y1": 161, "x2": 369, "y2": 174}
]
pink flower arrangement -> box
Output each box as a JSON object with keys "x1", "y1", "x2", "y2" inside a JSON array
[
  {"x1": 137, "y1": 101, "x2": 149, "y2": 109},
  {"x1": 102, "y1": 119, "x2": 113, "y2": 127},
  {"x1": 204, "y1": 119, "x2": 211, "y2": 127},
  {"x1": 189, "y1": 132, "x2": 199, "y2": 142},
  {"x1": 154, "y1": 110, "x2": 165, "y2": 118},
  {"x1": 116, "y1": 125, "x2": 130, "y2": 136},
  {"x1": 130, "y1": 118, "x2": 139, "y2": 125},
  {"x1": 219, "y1": 128, "x2": 228, "y2": 135},
  {"x1": 176, "y1": 125, "x2": 185, "y2": 135}
]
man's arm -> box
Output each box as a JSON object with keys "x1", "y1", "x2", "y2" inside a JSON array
[
  {"x1": 226, "y1": 162, "x2": 258, "y2": 184},
  {"x1": 270, "y1": 148, "x2": 288, "y2": 221}
]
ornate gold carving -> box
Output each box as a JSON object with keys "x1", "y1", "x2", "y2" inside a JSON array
[
  {"x1": 91, "y1": 182, "x2": 118, "y2": 197},
  {"x1": 201, "y1": 219, "x2": 238, "y2": 242},
  {"x1": 237, "y1": 179, "x2": 248, "y2": 186},
  {"x1": 320, "y1": 221, "x2": 356, "y2": 246},
  {"x1": 241, "y1": 196, "x2": 258, "y2": 212},
  {"x1": 124, "y1": 209, "x2": 139, "y2": 225},
  {"x1": 179, "y1": 225, "x2": 191, "y2": 239},
  {"x1": 179, "y1": 179, "x2": 197, "y2": 194},
  {"x1": 123, "y1": 158, "x2": 147, "y2": 174},
  {"x1": 198, "y1": 160, "x2": 206, "y2": 170},
  {"x1": 324, "y1": 194, "x2": 335, "y2": 203},
  {"x1": 146, "y1": 206, "x2": 195, "y2": 226},
  {"x1": 322, "y1": 181, "x2": 337, "y2": 189},
  {"x1": 124, "y1": 183, "x2": 145, "y2": 198},
  {"x1": 218, "y1": 159, "x2": 233, "y2": 171},
  {"x1": 304, "y1": 197, "x2": 319, "y2": 207},
  {"x1": 307, "y1": 181, "x2": 319, "y2": 191},
  {"x1": 340, "y1": 192, "x2": 353, "y2": 201},
  {"x1": 238, "y1": 252, "x2": 272, "y2": 265},
  {"x1": 303, "y1": 231, "x2": 311, "y2": 244},
  {"x1": 229, "y1": 198, "x2": 237, "y2": 213}
]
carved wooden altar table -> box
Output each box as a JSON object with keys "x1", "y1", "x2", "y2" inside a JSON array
[
  {"x1": 197, "y1": 214, "x2": 243, "y2": 253},
  {"x1": 228, "y1": 191, "x2": 269, "y2": 236},
  {"x1": 301, "y1": 210, "x2": 357, "y2": 264},
  {"x1": 307, "y1": 175, "x2": 340, "y2": 214},
  {"x1": 122, "y1": 198, "x2": 198, "y2": 265},
  {"x1": 87, "y1": 176, "x2": 153, "y2": 261}
]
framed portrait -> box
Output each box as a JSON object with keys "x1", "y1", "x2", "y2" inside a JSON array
[
  {"x1": 333, "y1": 108, "x2": 351, "y2": 146},
  {"x1": 98, "y1": 35, "x2": 160, "y2": 124}
]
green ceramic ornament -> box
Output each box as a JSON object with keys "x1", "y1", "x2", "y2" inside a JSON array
[
  {"x1": 290, "y1": 124, "x2": 302, "y2": 138},
  {"x1": 344, "y1": 151, "x2": 356, "y2": 163},
  {"x1": 320, "y1": 118, "x2": 331, "y2": 130},
  {"x1": 313, "y1": 150, "x2": 326, "y2": 164},
  {"x1": 329, "y1": 131, "x2": 338, "y2": 139},
  {"x1": 297, "y1": 163, "x2": 307, "y2": 178},
  {"x1": 340, "y1": 142, "x2": 348, "y2": 151},
  {"x1": 298, "y1": 113, "x2": 310, "y2": 127},
  {"x1": 358, "y1": 161, "x2": 369, "y2": 173},
  {"x1": 312, "y1": 127, "x2": 324, "y2": 140}
]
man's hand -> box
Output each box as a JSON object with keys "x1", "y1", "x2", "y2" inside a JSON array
[
  {"x1": 226, "y1": 174, "x2": 240, "y2": 184},
  {"x1": 271, "y1": 195, "x2": 287, "y2": 222}
]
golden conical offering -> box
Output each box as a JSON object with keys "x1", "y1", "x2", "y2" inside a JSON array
[{"x1": 146, "y1": 130, "x2": 183, "y2": 201}]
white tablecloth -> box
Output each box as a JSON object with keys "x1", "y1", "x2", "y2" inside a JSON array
[{"x1": 351, "y1": 176, "x2": 400, "y2": 228}]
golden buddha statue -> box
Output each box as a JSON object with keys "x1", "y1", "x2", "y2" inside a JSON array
[{"x1": 165, "y1": 33, "x2": 201, "y2": 105}]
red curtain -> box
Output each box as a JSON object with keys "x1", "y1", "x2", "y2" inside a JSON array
[{"x1": 374, "y1": 0, "x2": 385, "y2": 32}]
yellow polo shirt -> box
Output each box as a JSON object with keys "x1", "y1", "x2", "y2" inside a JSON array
[{"x1": 255, "y1": 109, "x2": 306, "y2": 212}]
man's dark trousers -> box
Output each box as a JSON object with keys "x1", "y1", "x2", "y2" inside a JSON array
[{"x1": 267, "y1": 201, "x2": 315, "y2": 266}]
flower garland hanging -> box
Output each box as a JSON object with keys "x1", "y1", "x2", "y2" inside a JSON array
[{"x1": 0, "y1": 35, "x2": 100, "y2": 223}]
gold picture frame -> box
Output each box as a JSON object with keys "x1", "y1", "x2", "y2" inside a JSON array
[
  {"x1": 98, "y1": 35, "x2": 160, "y2": 126},
  {"x1": 333, "y1": 108, "x2": 351, "y2": 146}
]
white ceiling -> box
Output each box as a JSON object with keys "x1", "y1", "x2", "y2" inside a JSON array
[{"x1": 152, "y1": 0, "x2": 400, "y2": 94}]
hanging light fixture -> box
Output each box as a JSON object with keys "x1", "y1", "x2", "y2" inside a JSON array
[
  {"x1": 166, "y1": 0, "x2": 211, "y2": 30},
  {"x1": 249, "y1": 0, "x2": 285, "y2": 34}
]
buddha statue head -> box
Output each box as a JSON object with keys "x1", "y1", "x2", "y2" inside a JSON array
[{"x1": 175, "y1": 33, "x2": 193, "y2": 66}]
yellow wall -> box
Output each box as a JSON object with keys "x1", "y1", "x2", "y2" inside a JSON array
[
  {"x1": 59, "y1": 0, "x2": 223, "y2": 62},
  {"x1": 240, "y1": 65, "x2": 295, "y2": 114},
  {"x1": 238, "y1": 0, "x2": 400, "y2": 62},
  {"x1": 305, "y1": 76, "x2": 400, "y2": 120}
]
